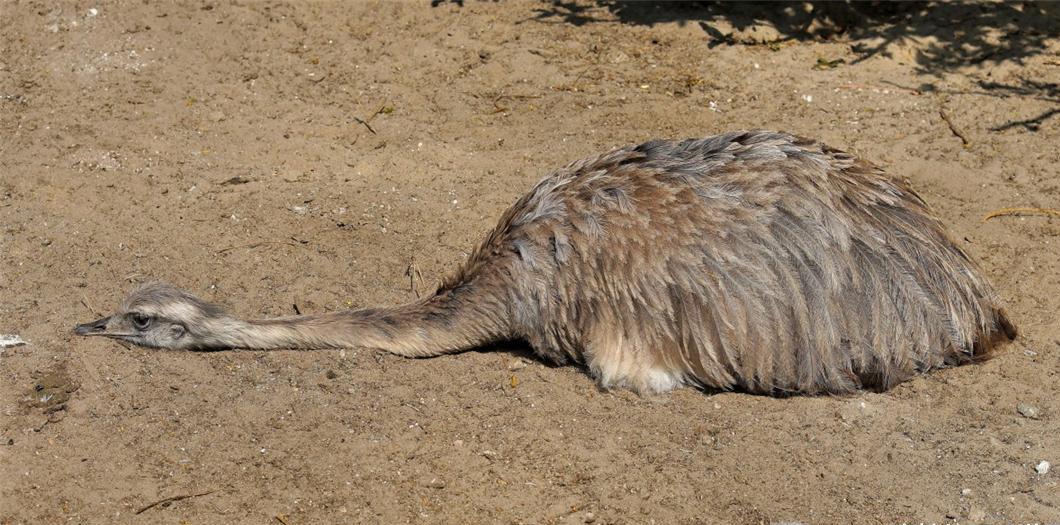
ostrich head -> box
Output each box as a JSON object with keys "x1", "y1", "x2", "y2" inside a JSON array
[{"x1": 74, "y1": 282, "x2": 228, "y2": 349}]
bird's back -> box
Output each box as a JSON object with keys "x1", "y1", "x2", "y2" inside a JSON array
[{"x1": 459, "y1": 130, "x2": 1015, "y2": 394}]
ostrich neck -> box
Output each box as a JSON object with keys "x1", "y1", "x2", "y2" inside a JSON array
[{"x1": 196, "y1": 285, "x2": 511, "y2": 357}]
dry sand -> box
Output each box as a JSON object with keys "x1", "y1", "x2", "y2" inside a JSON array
[{"x1": 2, "y1": 2, "x2": 1058, "y2": 523}]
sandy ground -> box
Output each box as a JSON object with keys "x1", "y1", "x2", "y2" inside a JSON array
[{"x1": 2, "y1": 1, "x2": 1059, "y2": 523}]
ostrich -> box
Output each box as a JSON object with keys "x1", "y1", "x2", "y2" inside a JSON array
[{"x1": 75, "y1": 130, "x2": 1016, "y2": 395}]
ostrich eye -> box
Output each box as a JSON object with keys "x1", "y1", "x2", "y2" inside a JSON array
[{"x1": 130, "y1": 313, "x2": 152, "y2": 330}]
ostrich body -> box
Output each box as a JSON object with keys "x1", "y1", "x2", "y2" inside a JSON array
[{"x1": 76, "y1": 130, "x2": 1016, "y2": 395}]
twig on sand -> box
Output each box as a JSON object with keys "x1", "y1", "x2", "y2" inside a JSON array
[
  {"x1": 352, "y1": 115, "x2": 376, "y2": 134},
  {"x1": 353, "y1": 101, "x2": 390, "y2": 134},
  {"x1": 135, "y1": 490, "x2": 216, "y2": 515},
  {"x1": 80, "y1": 297, "x2": 102, "y2": 317},
  {"x1": 939, "y1": 108, "x2": 970, "y2": 146},
  {"x1": 491, "y1": 93, "x2": 543, "y2": 114},
  {"x1": 217, "y1": 241, "x2": 301, "y2": 254},
  {"x1": 405, "y1": 258, "x2": 424, "y2": 298},
  {"x1": 983, "y1": 207, "x2": 1060, "y2": 221}
]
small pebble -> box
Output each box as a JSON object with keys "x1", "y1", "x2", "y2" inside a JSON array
[
  {"x1": 1035, "y1": 460, "x2": 1050, "y2": 475},
  {"x1": 960, "y1": 488, "x2": 972, "y2": 497},
  {"x1": 507, "y1": 358, "x2": 528, "y2": 371},
  {"x1": 423, "y1": 477, "x2": 446, "y2": 489},
  {"x1": 325, "y1": 370, "x2": 337, "y2": 380},
  {"x1": 0, "y1": 335, "x2": 26, "y2": 348},
  {"x1": 1017, "y1": 403, "x2": 1041, "y2": 420}
]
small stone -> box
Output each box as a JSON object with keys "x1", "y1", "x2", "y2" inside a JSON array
[
  {"x1": 1035, "y1": 460, "x2": 1050, "y2": 475},
  {"x1": 839, "y1": 399, "x2": 874, "y2": 422},
  {"x1": 422, "y1": 477, "x2": 445, "y2": 489},
  {"x1": 325, "y1": 370, "x2": 337, "y2": 380},
  {"x1": 0, "y1": 335, "x2": 27, "y2": 348},
  {"x1": 207, "y1": 110, "x2": 226, "y2": 122},
  {"x1": 1017, "y1": 403, "x2": 1041, "y2": 420},
  {"x1": 960, "y1": 488, "x2": 972, "y2": 497},
  {"x1": 507, "y1": 358, "x2": 528, "y2": 371},
  {"x1": 219, "y1": 176, "x2": 249, "y2": 186},
  {"x1": 452, "y1": 439, "x2": 463, "y2": 447}
]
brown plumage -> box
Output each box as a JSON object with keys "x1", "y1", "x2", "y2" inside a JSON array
[{"x1": 75, "y1": 130, "x2": 1016, "y2": 395}]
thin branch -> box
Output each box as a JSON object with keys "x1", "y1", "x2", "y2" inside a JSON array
[
  {"x1": 352, "y1": 116, "x2": 376, "y2": 134},
  {"x1": 939, "y1": 107, "x2": 970, "y2": 146},
  {"x1": 135, "y1": 490, "x2": 216, "y2": 515},
  {"x1": 217, "y1": 241, "x2": 301, "y2": 254},
  {"x1": 983, "y1": 207, "x2": 1060, "y2": 221},
  {"x1": 405, "y1": 258, "x2": 424, "y2": 298},
  {"x1": 352, "y1": 101, "x2": 391, "y2": 134},
  {"x1": 80, "y1": 297, "x2": 102, "y2": 317}
]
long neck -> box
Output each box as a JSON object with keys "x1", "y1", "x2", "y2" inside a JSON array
[{"x1": 196, "y1": 282, "x2": 512, "y2": 357}]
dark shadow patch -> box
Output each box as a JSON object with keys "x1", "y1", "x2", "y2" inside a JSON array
[
  {"x1": 471, "y1": 339, "x2": 569, "y2": 369},
  {"x1": 24, "y1": 364, "x2": 79, "y2": 415},
  {"x1": 990, "y1": 107, "x2": 1060, "y2": 132},
  {"x1": 525, "y1": 2, "x2": 1057, "y2": 76}
]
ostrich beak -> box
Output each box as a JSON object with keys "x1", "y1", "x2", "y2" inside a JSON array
[{"x1": 75, "y1": 316, "x2": 112, "y2": 336}]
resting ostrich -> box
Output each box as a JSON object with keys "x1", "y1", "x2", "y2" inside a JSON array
[{"x1": 75, "y1": 130, "x2": 1016, "y2": 395}]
